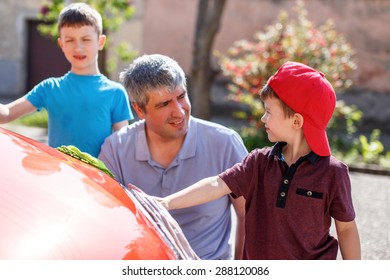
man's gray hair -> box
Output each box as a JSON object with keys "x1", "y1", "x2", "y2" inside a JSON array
[{"x1": 120, "y1": 54, "x2": 187, "y2": 110}]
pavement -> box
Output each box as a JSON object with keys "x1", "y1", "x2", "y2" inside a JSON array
[
  {"x1": 1, "y1": 123, "x2": 389, "y2": 260},
  {"x1": 343, "y1": 172, "x2": 390, "y2": 260}
]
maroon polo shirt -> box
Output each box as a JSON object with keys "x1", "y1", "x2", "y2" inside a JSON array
[{"x1": 219, "y1": 142, "x2": 355, "y2": 260}]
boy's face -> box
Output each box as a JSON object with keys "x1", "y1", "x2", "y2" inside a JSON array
[
  {"x1": 134, "y1": 85, "x2": 191, "y2": 142},
  {"x1": 57, "y1": 25, "x2": 105, "y2": 75},
  {"x1": 261, "y1": 97, "x2": 295, "y2": 143}
]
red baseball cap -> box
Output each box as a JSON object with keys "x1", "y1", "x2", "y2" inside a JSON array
[{"x1": 267, "y1": 61, "x2": 336, "y2": 156}]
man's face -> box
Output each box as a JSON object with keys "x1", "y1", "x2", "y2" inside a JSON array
[{"x1": 135, "y1": 85, "x2": 191, "y2": 141}]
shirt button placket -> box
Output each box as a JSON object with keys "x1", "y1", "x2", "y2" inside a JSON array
[
  {"x1": 161, "y1": 170, "x2": 170, "y2": 197},
  {"x1": 280, "y1": 179, "x2": 288, "y2": 198},
  {"x1": 276, "y1": 177, "x2": 290, "y2": 208}
]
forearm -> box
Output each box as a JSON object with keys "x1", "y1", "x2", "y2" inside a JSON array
[
  {"x1": 0, "y1": 104, "x2": 10, "y2": 123},
  {"x1": 0, "y1": 98, "x2": 35, "y2": 124},
  {"x1": 336, "y1": 220, "x2": 361, "y2": 260},
  {"x1": 112, "y1": 120, "x2": 129, "y2": 131},
  {"x1": 230, "y1": 196, "x2": 245, "y2": 260},
  {"x1": 161, "y1": 176, "x2": 231, "y2": 210}
]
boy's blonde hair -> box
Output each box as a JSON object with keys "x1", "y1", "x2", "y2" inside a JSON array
[{"x1": 57, "y1": 3, "x2": 103, "y2": 35}]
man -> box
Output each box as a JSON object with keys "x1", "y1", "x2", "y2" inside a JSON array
[{"x1": 99, "y1": 54, "x2": 248, "y2": 259}]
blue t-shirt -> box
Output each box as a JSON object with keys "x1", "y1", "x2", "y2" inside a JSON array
[
  {"x1": 26, "y1": 72, "x2": 132, "y2": 156},
  {"x1": 99, "y1": 117, "x2": 248, "y2": 259}
]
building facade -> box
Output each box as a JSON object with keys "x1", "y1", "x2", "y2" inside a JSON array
[{"x1": 1, "y1": 0, "x2": 389, "y2": 101}]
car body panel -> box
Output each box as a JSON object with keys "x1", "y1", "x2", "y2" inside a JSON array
[{"x1": 0, "y1": 127, "x2": 177, "y2": 260}]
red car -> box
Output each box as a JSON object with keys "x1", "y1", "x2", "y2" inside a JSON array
[{"x1": 0, "y1": 127, "x2": 197, "y2": 260}]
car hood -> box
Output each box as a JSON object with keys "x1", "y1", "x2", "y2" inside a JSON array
[{"x1": 0, "y1": 127, "x2": 179, "y2": 260}]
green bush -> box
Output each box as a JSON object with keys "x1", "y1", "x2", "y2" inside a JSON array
[{"x1": 14, "y1": 110, "x2": 48, "y2": 128}]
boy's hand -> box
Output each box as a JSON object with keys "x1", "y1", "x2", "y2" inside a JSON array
[
  {"x1": 154, "y1": 197, "x2": 169, "y2": 210},
  {"x1": 127, "y1": 183, "x2": 169, "y2": 210}
]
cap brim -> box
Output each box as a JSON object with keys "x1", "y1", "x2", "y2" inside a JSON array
[{"x1": 303, "y1": 121, "x2": 331, "y2": 157}]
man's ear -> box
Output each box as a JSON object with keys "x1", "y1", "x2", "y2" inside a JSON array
[
  {"x1": 132, "y1": 102, "x2": 145, "y2": 120},
  {"x1": 293, "y1": 113, "x2": 304, "y2": 129}
]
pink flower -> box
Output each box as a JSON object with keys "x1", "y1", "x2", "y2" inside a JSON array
[{"x1": 40, "y1": 5, "x2": 50, "y2": 16}]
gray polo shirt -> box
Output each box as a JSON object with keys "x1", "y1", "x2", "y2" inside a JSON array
[{"x1": 99, "y1": 116, "x2": 248, "y2": 259}]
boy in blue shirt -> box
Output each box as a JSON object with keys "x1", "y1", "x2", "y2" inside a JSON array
[{"x1": 0, "y1": 3, "x2": 132, "y2": 157}]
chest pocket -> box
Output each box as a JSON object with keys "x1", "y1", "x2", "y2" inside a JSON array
[{"x1": 296, "y1": 188, "x2": 323, "y2": 199}]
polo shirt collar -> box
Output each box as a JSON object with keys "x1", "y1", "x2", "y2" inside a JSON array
[
  {"x1": 179, "y1": 116, "x2": 197, "y2": 160},
  {"x1": 135, "y1": 117, "x2": 197, "y2": 162},
  {"x1": 135, "y1": 120, "x2": 149, "y2": 161},
  {"x1": 270, "y1": 142, "x2": 320, "y2": 165}
]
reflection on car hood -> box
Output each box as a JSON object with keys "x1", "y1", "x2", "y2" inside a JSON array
[{"x1": 0, "y1": 127, "x2": 184, "y2": 260}]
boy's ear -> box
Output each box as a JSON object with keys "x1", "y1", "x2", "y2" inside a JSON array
[
  {"x1": 57, "y1": 37, "x2": 64, "y2": 51},
  {"x1": 293, "y1": 113, "x2": 304, "y2": 129},
  {"x1": 98, "y1": 34, "x2": 106, "y2": 50}
]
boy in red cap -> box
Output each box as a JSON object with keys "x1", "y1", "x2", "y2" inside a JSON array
[{"x1": 156, "y1": 61, "x2": 361, "y2": 260}]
